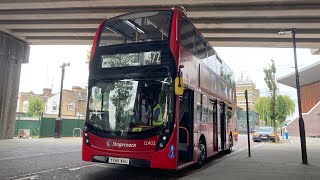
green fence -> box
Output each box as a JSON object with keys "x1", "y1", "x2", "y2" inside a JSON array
[
  {"x1": 15, "y1": 118, "x2": 85, "y2": 138},
  {"x1": 61, "y1": 119, "x2": 85, "y2": 137},
  {"x1": 39, "y1": 118, "x2": 56, "y2": 137},
  {"x1": 15, "y1": 119, "x2": 41, "y2": 137}
]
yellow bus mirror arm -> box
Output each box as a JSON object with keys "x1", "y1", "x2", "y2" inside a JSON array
[{"x1": 175, "y1": 64, "x2": 184, "y2": 95}]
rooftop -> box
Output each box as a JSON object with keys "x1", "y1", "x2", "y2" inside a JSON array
[{"x1": 277, "y1": 61, "x2": 320, "y2": 88}]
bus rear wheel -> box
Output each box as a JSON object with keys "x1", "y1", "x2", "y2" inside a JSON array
[{"x1": 198, "y1": 139, "x2": 206, "y2": 166}]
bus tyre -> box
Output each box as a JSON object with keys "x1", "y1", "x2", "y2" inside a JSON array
[{"x1": 197, "y1": 139, "x2": 206, "y2": 167}]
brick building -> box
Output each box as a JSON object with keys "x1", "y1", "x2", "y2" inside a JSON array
[
  {"x1": 278, "y1": 61, "x2": 320, "y2": 137},
  {"x1": 235, "y1": 76, "x2": 260, "y2": 133},
  {"x1": 17, "y1": 86, "x2": 87, "y2": 119},
  {"x1": 17, "y1": 88, "x2": 53, "y2": 114},
  {"x1": 236, "y1": 78, "x2": 260, "y2": 111},
  {"x1": 45, "y1": 86, "x2": 87, "y2": 118}
]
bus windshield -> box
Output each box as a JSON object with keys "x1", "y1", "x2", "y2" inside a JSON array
[
  {"x1": 87, "y1": 77, "x2": 173, "y2": 137},
  {"x1": 99, "y1": 11, "x2": 173, "y2": 47}
]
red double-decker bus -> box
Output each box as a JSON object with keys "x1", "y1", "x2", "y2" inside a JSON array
[{"x1": 83, "y1": 7, "x2": 238, "y2": 170}]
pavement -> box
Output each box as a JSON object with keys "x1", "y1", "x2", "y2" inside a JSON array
[
  {"x1": 182, "y1": 137, "x2": 320, "y2": 180},
  {"x1": 0, "y1": 136, "x2": 319, "y2": 180}
]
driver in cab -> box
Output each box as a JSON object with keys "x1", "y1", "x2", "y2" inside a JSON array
[{"x1": 148, "y1": 99, "x2": 163, "y2": 126}]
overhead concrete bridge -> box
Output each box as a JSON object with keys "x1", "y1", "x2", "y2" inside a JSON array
[{"x1": 1, "y1": 0, "x2": 320, "y2": 138}]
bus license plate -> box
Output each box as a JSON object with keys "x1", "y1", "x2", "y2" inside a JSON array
[{"x1": 108, "y1": 157, "x2": 129, "y2": 165}]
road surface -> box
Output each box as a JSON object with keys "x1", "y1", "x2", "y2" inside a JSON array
[{"x1": 0, "y1": 134, "x2": 257, "y2": 180}]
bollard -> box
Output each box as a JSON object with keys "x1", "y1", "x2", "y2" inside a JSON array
[{"x1": 284, "y1": 124, "x2": 289, "y2": 140}]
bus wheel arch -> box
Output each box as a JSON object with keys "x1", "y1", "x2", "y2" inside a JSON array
[{"x1": 198, "y1": 135, "x2": 207, "y2": 166}]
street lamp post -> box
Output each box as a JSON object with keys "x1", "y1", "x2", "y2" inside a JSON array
[
  {"x1": 278, "y1": 28, "x2": 308, "y2": 164},
  {"x1": 54, "y1": 62, "x2": 70, "y2": 138}
]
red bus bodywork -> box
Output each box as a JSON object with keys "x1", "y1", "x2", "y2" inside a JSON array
[{"x1": 83, "y1": 7, "x2": 238, "y2": 170}]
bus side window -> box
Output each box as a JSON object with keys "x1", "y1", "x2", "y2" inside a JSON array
[
  {"x1": 196, "y1": 93, "x2": 201, "y2": 122},
  {"x1": 180, "y1": 17, "x2": 196, "y2": 55},
  {"x1": 201, "y1": 94, "x2": 208, "y2": 122}
]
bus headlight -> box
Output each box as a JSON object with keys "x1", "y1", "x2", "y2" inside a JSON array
[
  {"x1": 159, "y1": 143, "x2": 164, "y2": 148},
  {"x1": 157, "y1": 135, "x2": 168, "y2": 150},
  {"x1": 162, "y1": 136, "x2": 167, "y2": 141},
  {"x1": 84, "y1": 125, "x2": 90, "y2": 146},
  {"x1": 156, "y1": 126, "x2": 171, "y2": 150}
]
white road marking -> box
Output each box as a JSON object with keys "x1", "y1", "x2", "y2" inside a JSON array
[
  {"x1": 0, "y1": 150, "x2": 80, "y2": 161},
  {"x1": 6, "y1": 164, "x2": 95, "y2": 180},
  {"x1": 14, "y1": 175, "x2": 38, "y2": 180}
]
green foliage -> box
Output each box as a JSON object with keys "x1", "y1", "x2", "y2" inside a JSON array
[
  {"x1": 275, "y1": 95, "x2": 295, "y2": 125},
  {"x1": 263, "y1": 59, "x2": 277, "y2": 127},
  {"x1": 254, "y1": 95, "x2": 295, "y2": 126},
  {"x1": 254, "y1": 97, "x2": 271, "y2": 125},
  {"x1": 110, "y1": 81, "x2": 133, "y2": 130},
  {"x1": 263, "y1": 60, "x2": 277, "y2": 94},
  {"x1": 86, "y1": 46, "x2": 91, "y2": 64},
  {"x1": 27, "y1": 96, "x2": 44, "y2": 117}
]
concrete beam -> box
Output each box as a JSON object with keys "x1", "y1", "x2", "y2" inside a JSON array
[
  {"x1": 1, "y1": 0, "x2": 318, "y2": 10},
  {"x1": 13, "y1": 31, "x2": 320, "y2": 39},
  {"x1": 25, "y1": 37, "x2": 320, "y2": 48},
  {"x1": 194, "y1": 23, "x2": 320, "y2": 29},
  {"x1": 203, "y1": 33, "x2": 320, "y2": 39},
  {"x1": 1, "y1": 9, "x2": 320, "y2": 20}
]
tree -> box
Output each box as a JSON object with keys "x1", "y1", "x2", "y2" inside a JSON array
[
  {"x1": 110, "y1": 81, "x2": 133, "y2": 130},
  {"x1": 254, "y1": 97, "x2": 271, "y2": 125},
  {"x1": 263, "y1": 59, "x2": 278, "y2": 142},
  {"x1": 263, "y1": 59, "x2": 277, "y2": 126},
  {"x1": 255, "y1": 96, "x2": 295, "y2": 126},
  {"x1": 275, "y1": 95, "x2": 295, "y2": 126},
  {"x1": 27, "y1": 96, "x2": 45, "y2": 117},
  {"x1": 85, "y1": 46, "x2": 91, "y2": 64}
]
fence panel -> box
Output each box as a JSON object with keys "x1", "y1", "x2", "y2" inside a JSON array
[
  {"x1": 14, "y1": 120, "x2": 41, "y2": 137},
  {"x1": 39, "y1": 118, "x2": 56, "y2": 137},
  {"x1": 62, "y1": 119, "x2": 85, "y2": 137},
  {"x1": 38, "y1": 118, "x2": 85, "y2": 137}
]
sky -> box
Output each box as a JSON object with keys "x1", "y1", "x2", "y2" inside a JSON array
[{"x1": 19, "y1": 45, "x2": 320, "y2": 119}]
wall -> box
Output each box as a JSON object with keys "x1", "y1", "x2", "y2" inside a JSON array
[
  {"x1": 236, "y1": 82, "x2": 260, "y2": 111},
  {"x1": 0, "y1": 32, "x2": 29, "y2": 139},
  {"x1": 301, "y1": 81, "x2": 320, "y2": 113},
  {"x1": 286, "y1": 102, "x2": 320, "y2": 137},
  {"x1": 45, "y1": 93, "x2": 59, "y2": 114}
]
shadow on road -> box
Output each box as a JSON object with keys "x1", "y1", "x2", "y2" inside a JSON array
[{"x1": 81, "y1": 151, "x2": 230, "y2": 180}]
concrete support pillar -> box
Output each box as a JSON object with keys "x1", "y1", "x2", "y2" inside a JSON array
[{"x1": 0, "y1": 32, "x2": 29, "y2": 139}]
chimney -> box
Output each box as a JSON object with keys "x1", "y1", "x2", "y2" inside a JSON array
[
  {"x1": 72, "y1": 86, "x2": 82, "y2": 93},
  {"x1": 43, "y1": 88, "x2": 52, "y2": 96}
]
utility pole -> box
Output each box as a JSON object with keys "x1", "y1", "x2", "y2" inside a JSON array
[
  {"x1": 278, "y1": 28, "x2": 308, "y2": 164},
  {"x1": 245, "y1": 90, "x2": 251, "y2": 157},
  {"x1": 54, "y1": 62, "x2": 70, "y2": 138}
]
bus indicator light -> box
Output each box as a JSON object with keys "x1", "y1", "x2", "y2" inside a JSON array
[
  {"x1": 169, "y1": 145, "x2": 174, "y2": 152},
  {"x1": 168, "y1": 151, "x2": 174, "y2": 159}
]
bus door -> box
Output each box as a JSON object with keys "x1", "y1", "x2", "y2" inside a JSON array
[
  {"x1": 178, "y1": 89, "x2": 194, "y2": 164},
  {"x1": 219, "y1": 102, "x2": 226, "y2": 150},
  {"x1": 211, "y1": 99, "x2": 218, "y2": 151}
]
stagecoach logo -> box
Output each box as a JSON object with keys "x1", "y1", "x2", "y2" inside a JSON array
[
  {"x1": 106, "y1": 140, "x2": 137, "y2": 148},
  {"x1": 107, "y1": 140, "x2": 113, "y2": 147}
]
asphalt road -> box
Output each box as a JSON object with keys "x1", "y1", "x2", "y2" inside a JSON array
[{"x1": 0, "y1": 135, "x2": 257, "y2": 180}]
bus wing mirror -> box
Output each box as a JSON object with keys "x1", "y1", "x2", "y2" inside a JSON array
[{"x1": 175, "y1": 77, "x2": 184, "y2": 96}]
